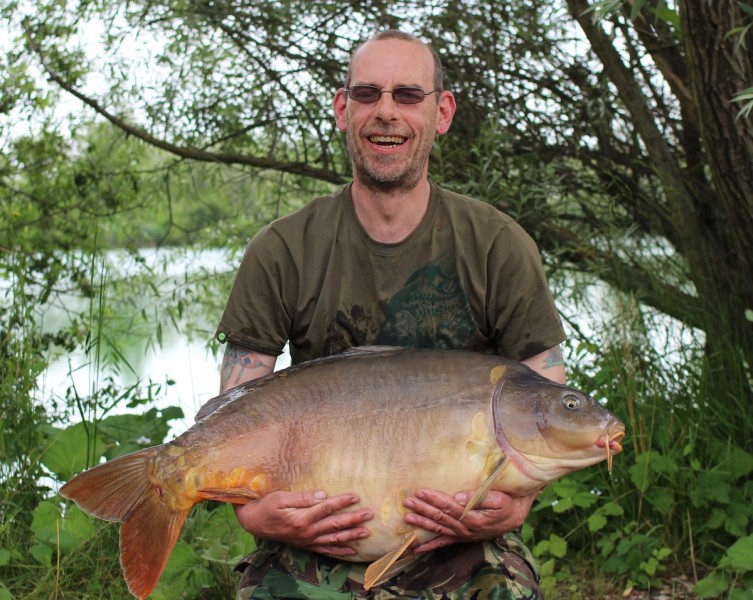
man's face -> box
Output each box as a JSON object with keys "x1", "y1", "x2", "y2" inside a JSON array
[{"x1": 334, "y1": 39, "x2": 455, "y2": 194}]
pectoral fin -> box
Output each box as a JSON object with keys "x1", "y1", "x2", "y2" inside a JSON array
[
  {"x1": 460, "y1": 456, "x2": 509, "y2": 520},
  {"x1": 196, "y1": 487, "x2": 260, "y2": 504},
  {"x1": 363, "y1": 531, "x2": 418, "y2": 589}
]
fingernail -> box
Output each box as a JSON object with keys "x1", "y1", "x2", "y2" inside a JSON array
[
  {"x1": 455, "y1": 493, "x2": 467, "y2": 504},
  {"x1": 404, "y1": 498, "x2": 414, "y2": 508},
  {"x1": 314, "y1": 491, "x2": 326, "y2": 501}
]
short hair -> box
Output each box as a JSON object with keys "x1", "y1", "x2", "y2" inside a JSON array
[{"x1": 344, "y1": 30, "x2": 444, "y2": 91}]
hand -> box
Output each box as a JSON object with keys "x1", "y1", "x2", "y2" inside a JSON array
[
  {"x1": 235, "y1": 490, "x2": 373, "y2": 556},
  {"x1": 403, "y1": 489, "x2": 536, "y2": 553}
]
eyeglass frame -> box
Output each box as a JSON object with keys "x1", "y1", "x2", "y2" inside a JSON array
[{"x1": 344, "y1": 84, "x2": 442, "y2": 105}]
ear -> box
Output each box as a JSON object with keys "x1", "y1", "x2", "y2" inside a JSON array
[
  {"x1": 435, "y1": 91, "x2": 456, "y2": 135},
  {"x1": 333, "y1": 88, "x2": 348, "y2": 132}
]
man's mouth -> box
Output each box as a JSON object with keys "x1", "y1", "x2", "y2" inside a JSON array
[{"x1": 368, "y1": 135, "x2": 407, "y2": 148}]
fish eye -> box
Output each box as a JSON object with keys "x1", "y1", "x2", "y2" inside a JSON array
[{"x1": 563, "y1": 394, "x2": 581, "y2": 410}]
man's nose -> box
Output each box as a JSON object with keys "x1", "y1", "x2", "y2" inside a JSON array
[{"x1": 373, "y1": 92, "x2": 400, "y2": 119}]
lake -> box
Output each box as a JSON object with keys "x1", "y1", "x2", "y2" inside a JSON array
[{"x1": 36, "y1": 248, "x2": 291, "y2": 433}]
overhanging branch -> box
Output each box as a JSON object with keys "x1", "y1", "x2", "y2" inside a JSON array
[{"x1": 24, "y1": 25, "x2": 347, "y2": 186}]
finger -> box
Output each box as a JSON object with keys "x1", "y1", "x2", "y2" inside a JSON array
[
  {"x1": 404, "y1": 511, "x2": 465, "y2": 537},
  {"x1": 309, "y1": 509, "x2": 373, "y2": 549},
  {"x1": 313, "y1": 525, "x2": 370, "y2": 547},
  {"x1": 277, "y1": 490, "x2": 329, "y2": 509},
  {"x1": 404, "y1": 496, "x2": 474, "y2": 537},
  {"x1": 405, "y1": 490, "x2": 466, "y2": 522},
  {"x1": 310, "y1": 544, "x2": 359, "y2": 557},
  {"x1": 309, "y1": 493, "x2": 363, "y2": 521},
  {"x1": 455, "y1": 490, "x2": 507, "y2": 510},
  {"x1": 411, "y1": 535, "x2": 459, "y2": 554}
]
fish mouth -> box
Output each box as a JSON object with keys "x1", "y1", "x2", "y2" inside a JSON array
[{"x1": 596, "y1": 427, "x2": 626, "y2": 473}]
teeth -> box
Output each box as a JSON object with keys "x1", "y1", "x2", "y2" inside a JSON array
[{"x1": 369, "y1": 135, "x2": 405, "y2": 146}]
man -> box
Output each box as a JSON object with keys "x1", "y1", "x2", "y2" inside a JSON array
[{"x1": 215, "y1": 30, "x2": 566, "y2": 599}]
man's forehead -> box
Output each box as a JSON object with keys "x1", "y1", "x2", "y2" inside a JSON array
[{"x1": 350, "y1": 38, "x2": 434, "y2": 82}]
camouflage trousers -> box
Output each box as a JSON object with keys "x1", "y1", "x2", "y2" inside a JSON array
[{"x1": 236, "y1": 532, "x2": 542, "y2": 600}]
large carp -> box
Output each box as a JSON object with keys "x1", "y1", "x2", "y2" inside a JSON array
[{"x1": 60, "y1": 346, "x2": 625, "y2": 599}]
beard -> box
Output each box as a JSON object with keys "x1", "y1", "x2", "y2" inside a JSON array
[{"x1": 346, "y1": 128, "x2": 434, "y2": 194}]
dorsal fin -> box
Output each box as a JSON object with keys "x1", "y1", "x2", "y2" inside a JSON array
[{"x1": 195, "y1": 346, "x2": 407, "y2": 421}]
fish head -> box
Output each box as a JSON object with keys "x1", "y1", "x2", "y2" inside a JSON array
[{"x1": 492, "y1": 368, "x2": 625, "y2": 488}]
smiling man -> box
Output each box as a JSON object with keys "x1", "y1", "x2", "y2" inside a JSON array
[{"x1": 215, "y1": 30, "x2": 566, "y2": 599}]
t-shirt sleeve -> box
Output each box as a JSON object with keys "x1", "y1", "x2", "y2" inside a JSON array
[
  {"x1": 487, "y1": 221, "x2": 566, "y2": 361},
  {"x1": 214, "y1": 226, "x2": 294, "y2": 356}
]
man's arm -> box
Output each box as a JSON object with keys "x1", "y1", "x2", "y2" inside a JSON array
[
  {"x1": 219, "y1": 343, "x2": 276, "y2": 392},
  {"x1": 218, "y1": 342, "x2": 374, "y2": 554},
  {"x1": 403, "y1": 344, "x2": 566, "y2": 552},
  {"x1": 521, "y1": 344, "x2": 566, "y2": 384}
]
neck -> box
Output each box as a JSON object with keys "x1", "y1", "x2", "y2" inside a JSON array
[{"x1": 350, "y1": 180, "x2": 431, "y2": 244}]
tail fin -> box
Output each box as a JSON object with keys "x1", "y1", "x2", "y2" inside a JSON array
[{"x1": 60, "y1": 448, "x2": 191, "y2": 600}]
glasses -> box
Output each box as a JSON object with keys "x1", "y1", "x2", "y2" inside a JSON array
[{"x1": 345, "y1": 85, "x2": 441, "y2": 105}]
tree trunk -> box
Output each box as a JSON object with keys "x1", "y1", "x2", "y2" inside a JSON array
[{"x1": 679, "y1": 1, "x2": 753, "y2": 360}]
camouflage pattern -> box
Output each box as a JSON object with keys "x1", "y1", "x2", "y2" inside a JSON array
[{"x1": 236, "y1": 532, "x2": 542, "y2": 600}]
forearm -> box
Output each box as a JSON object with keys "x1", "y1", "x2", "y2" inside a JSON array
[
  {"x1": 521, "y1": 345, "x2": 566, "y2": 384},
  {"x1": 219, "y1": 343, "x2": 276, "y2": 392}
]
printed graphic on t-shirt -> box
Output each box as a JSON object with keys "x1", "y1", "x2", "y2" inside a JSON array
[
  {"x1": 378, "y1": 256, "x2": 480, "y2": 348},
  {"x1": 322, "y1": 254, "x2": 482, "y2": 353}
]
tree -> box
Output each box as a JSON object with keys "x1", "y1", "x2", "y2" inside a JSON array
[{"x1": 8, "y1": 0, "x2": 753, "y2": 432}]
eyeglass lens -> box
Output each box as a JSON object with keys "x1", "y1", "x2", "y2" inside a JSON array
[{"x1": 347, "y1": 85, "x2": 437, "y2": 104}]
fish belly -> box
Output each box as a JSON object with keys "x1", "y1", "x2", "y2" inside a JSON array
[{"x1": 280, "y1": 405, "x2": 498, "y2": 561}]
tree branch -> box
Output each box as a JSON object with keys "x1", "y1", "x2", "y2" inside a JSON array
[{"x1": 24, "y1": 25, "x2": 347, "y2": 186}]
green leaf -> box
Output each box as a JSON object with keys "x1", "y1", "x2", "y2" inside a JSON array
[
  {"x1": 630, "y1": 0, "x2": 647, "y2": 20},
  {"x1": 603, "y1": 501, "x2": 624, "y2": 516},
  {"x1": 30, "y1": 501, "x2": 96, "y2": 554},
  {"x1": 29, "y1": 543, "x2": 53, "y2": 566},
  {"x1": 724, "y1": 446, "x2": 753, "y2": 479},
  {"x1": 645, "y1": 487, "x2": 675, "y2": 513},
  {"x1": 572, "y1": 491, "x2": 599, "y2": 509},
  {"x1": 738, "y1": 2, "x2": 753, "y2": 17},
  {"x1": 533, "y1": 539, "x2": 550, "y2": 557},
  {"x1": 720, "y1": 535, "x2": 753, "y2": 571},
  {"x1": 41, "y1": 423, "x2": 108, "y2": 480},
  {"x1": 538, "y1": 557, "x2": 556, "y2": 577},
  {"x1": 588, "y1": 512, "x2": 607, "y2": 532},
  {"x1": 97, "y1": 406, "x2": 183, "y2": 459},
  {"x1": 0, "y1": 549, "x2": 10, "y2": 566},
  {"x1": 694, "y1": 571, "x2": 730, "y2": 598},
  {"x1": 549, "y1": 534, "x2": 568, "y2": 558},
  {"x1": 724, "y1": 503, "x2": 752, "y2": 537},
  {"x1": 655, "y1": 4, "x2": 680, "y2": 28},
  {"x1": 552, "y1": 496, "x2": 574, "y2": 513}
]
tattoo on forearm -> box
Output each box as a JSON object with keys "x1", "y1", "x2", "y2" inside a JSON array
[
  {"x1": 221, "y1": 345, "x2": 266, "y2": 390},
  {"x1": 542, "y1": 347, "x2": 565, "y2": 369}
]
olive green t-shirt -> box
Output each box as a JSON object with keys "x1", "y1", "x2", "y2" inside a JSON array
[{"x1": 216, "y1": 183, "x2": 565, "y2": 365}]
